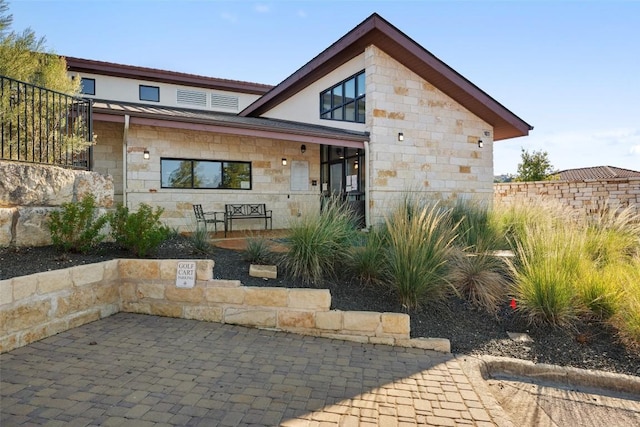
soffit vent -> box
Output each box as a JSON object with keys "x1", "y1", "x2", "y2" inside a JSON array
[
  {"x1": 177, "y1": 89, "x2": 207, "y2": 106},
  {"x1": 211, "y1": 93, "x2": 239, "y2": 110}
]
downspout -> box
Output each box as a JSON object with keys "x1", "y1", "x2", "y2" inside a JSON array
[
  {"x1": 364, "y1": 140, "x2": 370, "y2": 229},
  {"x1": 122, "y1": 114, "x2": 130, "y2": 208}
]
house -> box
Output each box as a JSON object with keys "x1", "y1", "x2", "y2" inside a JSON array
[{"x1": 67, "y1": 13, "x2": 532, "y2": 232}]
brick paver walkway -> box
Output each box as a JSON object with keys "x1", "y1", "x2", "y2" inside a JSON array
[{"x1": 1, "y1": 313, "x2": 499, "y2": 426}]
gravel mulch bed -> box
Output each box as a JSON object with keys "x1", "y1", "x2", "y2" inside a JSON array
[{"x1": 1, "y1": 235, "x2": 638, "y2": 377}]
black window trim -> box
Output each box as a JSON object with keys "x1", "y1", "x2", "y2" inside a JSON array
[
  {"x1": 160, "y1": 157, "x2": 252, "y2": 190},
  {"x1": 139, "y1": 84, "x2": 160, "y2": 102},
  {"x1": 319, "y1": 70, "x2": 365, "y2": 124},
  {"x1": 80, "y1": 77, "x2": 96, "y2": 96}
]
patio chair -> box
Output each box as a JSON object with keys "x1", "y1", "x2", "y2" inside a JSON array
[{"x1": 192, "y1": 204, "x2": 225, "y2": 234}]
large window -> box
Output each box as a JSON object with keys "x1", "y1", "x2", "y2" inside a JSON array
[
  {"x1": 80, "y1": 78, "x2": 95, "y2": 95},
  {"x1": 320, "y1": 71, "x2": 365, "y2": 123},
  {"x1": 139, "y1": 85, "x2": 160, "y2": 102},
  {"x1": 161, "y1": 158, "x2": 251, "y2": 190}
]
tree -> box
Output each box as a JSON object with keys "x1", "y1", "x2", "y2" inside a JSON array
[
  {"x1": 1, "y1": 0, "x2": 93, "y2": 165},
  {"x1": 515, "y1": 148, "x2": 555, "y2": 182}
]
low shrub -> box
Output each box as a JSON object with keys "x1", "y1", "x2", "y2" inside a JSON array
[
  {"x1": 47, "y1": 194, "x2": 108, "y2": 253},
  {"x1": 189, "y1": 226, "x2": 213, "y2": 255},
  {"x1": 448, "y1": 250, "x2": 511, "y2": 315},
  {"x1": 108, "y1": 203, "x2": 170, "y2": 257},
  {"x1": 243, "y1": 235, "x2": 272, "y2": 264},
  {"x1": 383, "y1": 198, "x2": 457, "y2": 310},
  {"x1": 281, "y1": 197, "x2": 358, "y2": 285},
  {"x1": 348, "y1": 228, "x2": 387, "y2": 286}
]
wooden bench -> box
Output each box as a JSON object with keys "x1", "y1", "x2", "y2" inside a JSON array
[{"x1": 225, "y1": 203, "x2": 272, "y2": 236}]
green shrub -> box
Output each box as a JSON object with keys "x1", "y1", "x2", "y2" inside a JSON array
[
  {"x1": 243, "y1": 235, "x2": 272, "y2": 264},
  {"x1": 577, "y1": 264, "x2": 623, "y2": 321},
  {"x1": 347, "y1": 228, "x2": 387, "y2": 286},
  {"x1": 610, "y1": 260, "x2": 640, "y2": 345},
  {"x1": 448, "y1": 250, "x2": 511, "y2": 315},
  {"x1": 108, "y1": 203, "x2": 170, "y2": 257},
  {"x1": 449, "y1": 199, "x2": 507, "y2": 252},
  {"x1": 281, "y1": 197, "x2": 358, "y2": 285},
  {"x1": 47, "y1": 194, "x2": 108, "y2": 253},
  {"x1": 383, "y1": 198, "x2": 457, "y2": 310}
]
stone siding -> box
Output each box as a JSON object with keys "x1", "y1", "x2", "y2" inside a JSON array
[
  {"x1": 365, "y1": 46, "x2": 493, "y2": 225},
  {"x1": 0, "y1": 161, "x2": 114, "y2": 247},
  {"x1": 0, "y1": 259, "x2": 450, "y2": 354},
  {"x1": 494, "y1": 178, "x2": 640, "y2": 216},
  {"x1": 124, "y1": 125, "x2": 321, "y2": 232},
  {"x1": 92, "y1": 121, "x2": 124, "y2": 205}
]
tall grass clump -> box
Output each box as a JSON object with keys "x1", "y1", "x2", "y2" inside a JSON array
[
  {"x1": 509, "y1": 223, "x2": 585, "y2": 327},
  {"x1": 448, "y1": 250, "x2": 511, "y2": 315},
  {"x1": 611, "y1": 260, "x2": 640, "y2": 346},
  {"x1": 449, "y1": 198, "x2": 507, "y2": 252},
  {"x1": 281, "y1": 197, "x2": 358, "y2": 285},
  {"x1": 189, "y1": 226, "x2": 213, "y2": 255},
  {"x1": 348, "y1": 228, "x2": 387, "y2": 286},
  {"x1": 383, "y1": 198, "x2": 457, "y2": 310}
]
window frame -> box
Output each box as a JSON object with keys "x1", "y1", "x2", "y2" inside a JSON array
[
  {"x1": 80, "y1": 78, "x2": 95, "y2": 96},
  {"x1": 319, "y1": 70, "x2": 365, "y2": 124},
  {"x1": 139, "y1": 85, "x2": 160, "y2": 102},
  {"x1": 160, "y1": 158, "x2": 252, "y2": 190}
]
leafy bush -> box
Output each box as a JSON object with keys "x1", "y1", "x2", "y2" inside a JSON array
[
  {"x1": 108, "y1": 203, "x2": 170, "y2": 257},
  {"x1": 281, "y1": 197, "x2": 358, "y2": 285},
  {"x1": 382, "y1": 198, "x2": 457, "y2": 310},
  {"x1": 47, "y1": 194, "x2": 108, "y2": 253},
  {"x1": 243, "y1": 235, "x2": 272, "y2": 264},
  {"x1": 448, "y1": 250, "x2": 511, "y2": 315}
]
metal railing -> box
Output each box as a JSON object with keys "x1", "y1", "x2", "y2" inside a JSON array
[{"x1": 1, "y1": 75, "x2": 93, "y2": 170}]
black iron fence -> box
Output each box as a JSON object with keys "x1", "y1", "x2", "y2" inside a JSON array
[{"x1": 1, "y1": 75, "x2": 93, "y2": 170}]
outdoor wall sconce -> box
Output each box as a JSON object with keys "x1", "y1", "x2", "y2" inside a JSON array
[
  {"x1": 478, "y1": 139, "x2": 484, "y2": 149},
  {"x1": 143, "y1": 150, "x2": 150, "y2": 160},
  {"x1": 398, "y1": 132, "x2": 404, "y2": 141},
  {"x1": 282, "y1": 158, "x2": 287, "y2": 166},
  {"x1": 300, "y1": 144, "x2": 306, "y2": 154}
]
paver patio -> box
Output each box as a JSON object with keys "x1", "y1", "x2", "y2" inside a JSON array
[{"x1": 1, "y1": 313, "x2": 500, "y2": 426}]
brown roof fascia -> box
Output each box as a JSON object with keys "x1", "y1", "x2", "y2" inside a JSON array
[
  {"x1": 240, "y1": 13, "x2": 533, "y2": 141},
  {"x1": 66, "y1": 56, "x2": 273, "y2": 95}
]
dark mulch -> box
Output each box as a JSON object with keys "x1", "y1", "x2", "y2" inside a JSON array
[{"x1": 1, "y1": 236, "x2": 638, "y2": 377}]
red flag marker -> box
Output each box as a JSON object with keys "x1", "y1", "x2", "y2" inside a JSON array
[{"x1": 510, "y1": 298, "x2": 517, "y2": 310}]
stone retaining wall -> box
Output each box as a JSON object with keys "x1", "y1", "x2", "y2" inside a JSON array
[
  {"x1": 0, "y1": 259, "x2": 450, "y2": 354},
  {"x1": 0, "y1": 161, "x2": 114, "y2": 247},
  {"x1": 494, "y1": 178, "x2": 640, "y2": 216}
]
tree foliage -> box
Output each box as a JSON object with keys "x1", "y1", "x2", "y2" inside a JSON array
[
  {"x1": 1, "y1": 0, "x2": 93, "y2": 165},
  {"x1": 515, "y1": 148, "x2": 555, "y2": 182}
]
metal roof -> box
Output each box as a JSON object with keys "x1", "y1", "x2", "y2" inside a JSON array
[
  {"x1": 240, "y1": 13, "x2": 533, "y2": 141},
  {"x1": 92, "y1": 101, "x2": 368, "y2": 147}
]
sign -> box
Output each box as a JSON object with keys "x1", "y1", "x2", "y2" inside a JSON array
[{"x1": 176, "y1": 261, "x2": 196, "y2": 288}]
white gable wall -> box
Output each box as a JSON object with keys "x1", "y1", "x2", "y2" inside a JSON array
[
  {"x1": 70, "y1": 72, "x2": 262, "y2": 113},
  {"x1": 260, "y1": 54, "x2": 366, "y2": 132}
]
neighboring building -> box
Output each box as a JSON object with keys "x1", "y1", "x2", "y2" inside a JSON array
[
  {"x1": 553, "y1": 166, "x2": 640, "y2": 181},
  {"x1": 67, "y1": 13, "x2": 532, "y2": 232}
]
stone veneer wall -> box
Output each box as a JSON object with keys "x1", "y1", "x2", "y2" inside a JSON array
[
  {"x1": 494, "y1": 178, "x2": 640, "y2": 216},
  {"x1": 365, "y1": 46, "x2": 494, "y2": 225},
  {"x1": 0, "y1": 259, "x2": 450, "y2": 354},
  {"x1": 0, "y1": 161, "x2": 114, "y2": 247},
  {"x1": 113, "y1": 124, "x2": 322, "y2": 232}
]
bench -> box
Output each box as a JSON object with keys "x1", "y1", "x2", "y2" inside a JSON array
[
  {"x1": 225, "y1": 203, "x2": 272, "y2": 236},
  {"x1": 193, "y1": 204, "x2": 225, "y2": 234}
]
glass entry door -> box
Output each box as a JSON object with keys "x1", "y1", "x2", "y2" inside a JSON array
[{"x1": 320, "y1": 145, "x2": 365, "y2": 227}]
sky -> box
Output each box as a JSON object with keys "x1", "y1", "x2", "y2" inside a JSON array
[{"x1": 6, "y1": 0, "x2": 640, "y2": 175}]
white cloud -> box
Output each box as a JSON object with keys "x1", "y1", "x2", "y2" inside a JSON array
[
  {"x1": 254, "y1": 4, "x2": 270, "y2": 13},
  {"x1": 220, "y1": 12, "x2": 237, "y2": 24}
]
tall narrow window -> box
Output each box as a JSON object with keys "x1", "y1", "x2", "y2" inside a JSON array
[
  {"x1": 139, "y1": 85, "x2": 160, "y2": 102},
  {"x1": 319, "y1": 71, "x2": 365, "y2": 123}
]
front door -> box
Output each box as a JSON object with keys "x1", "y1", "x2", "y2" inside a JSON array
[{"x1": 320, "y1": 145, "x2": 365, "y2": 227}]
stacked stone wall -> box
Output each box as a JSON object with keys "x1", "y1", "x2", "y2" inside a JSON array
[
  {"x1": 0, "y1": 259, "x2": 450, "y2": 354},
  {"x1": 494, "y1": 178, "x2": 640, "y2": 216},
  {"x1": 0, "y1": 161, "x2": 114, "y2": 247}
]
